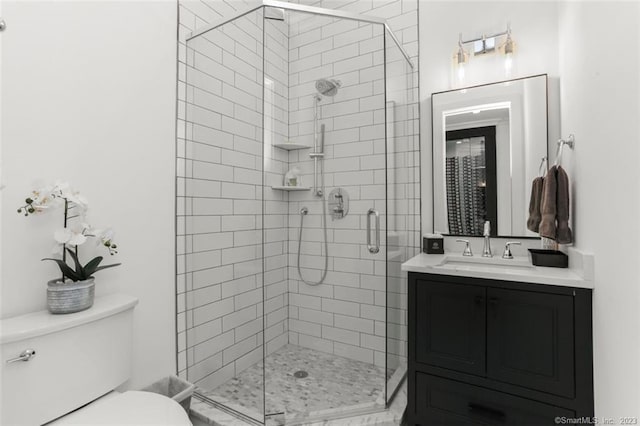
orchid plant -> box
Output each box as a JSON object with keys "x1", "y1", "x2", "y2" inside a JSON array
[{"x1": 17, "y1": 181, "x2": 121, "y2": 283}]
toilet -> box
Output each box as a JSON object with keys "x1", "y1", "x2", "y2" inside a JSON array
[{"x1": 0, "y1": 293, "x2": 192, "y2": 425}]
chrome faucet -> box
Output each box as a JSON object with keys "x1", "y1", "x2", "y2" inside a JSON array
[
  {"x1": 502, "y1": 241, "x2": 522, "y2": 259},
  {"x1": 456, "y1": 239, "x2": 473, "y2": 257},
  {"x1": 482, "y1": 221, "x2": 493, "y2": 258}
]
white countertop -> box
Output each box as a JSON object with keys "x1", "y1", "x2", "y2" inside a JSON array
[{"x1": 402, "y1": 249, "x2": 594, "y2": 289}]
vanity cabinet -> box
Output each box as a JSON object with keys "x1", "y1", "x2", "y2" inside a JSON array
[{"x1": 408, "y1": 272, "x2": 594, "y2": 425}]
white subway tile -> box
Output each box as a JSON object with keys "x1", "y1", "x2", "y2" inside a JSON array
[
  {"x1": 333, "y1": 342, "x2": 373, "y2": 364},
  {"x1": 188, "y1": 352, "x2": 223, "y2": 383},
  {"x1": 192, "y1": 265, "x2": 234, "y2": 290},
  {"x1": 190, "y1": 284, "x2": 223, "y2": 309},
  {"x1": 196, "y1": 362, "x2": 235, "y2": 391},
  {"x1": 321, "y1": 298, "x2": 359, "y2": 317},
  {"x1": 193, "y1": 299, "x2": 235, "y2": 328},
  {"x1": 335, "y1": 286, "x2": 374, "y2": 304},
  {"x1": 235, "y1": 346, "x2": 263, "y2": 373},
  {"x1": 223, "y1": 335, "x2": 257, "y2": 365},
  {"x1": 187, "y1": 318, "x2": 222, "y2": 347},
  {"x1": 298, "y1": 334, "x2": 334, "y2": 355},
  {"x1": 322, "y1": 325, "x2": 359, "y2": 345},
  {"x1": 233, "y1": 259, "x2": 261, "y2": 279},
  {"x1": 234, "y1": 288, "x2": 262, "y2": 310},
  {"x1": 186, "y1": 250, "x2": 221, "y2": 272},
  {"x1": 222, "y1": 305, "x2": 257, "y2": 332},
  {"x1": 290, "y1": 293, "x2": 322, "y2": 310},
  {"x1": 334, "y1": 314, "x2": 374, "y2": 334},
  {"x1": 290, "y1": 319, "x2": 322, "y2": 337},
  {"x1": 299, "y1": 307, "x2": 334, "y2": 326},
  {"x1": 193, "y1": 161, "x2": 234, "y2": 181},
  {"x1": 221, "y1": 275, "x2": 256, "y2": 299}
]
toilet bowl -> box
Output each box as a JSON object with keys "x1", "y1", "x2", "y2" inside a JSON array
[
  {"x1": 1, "y1": 294, "x2": 192, "y2": 426},
  {"x1": 50, "y1": 391, "x2": 191, "y2": 425}
]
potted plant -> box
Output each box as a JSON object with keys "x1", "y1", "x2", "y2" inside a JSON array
[{"x1": 18, "y1": 181, "x2": 120, "y2": 314}]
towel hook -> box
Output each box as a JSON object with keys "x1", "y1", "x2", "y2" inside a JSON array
[{"x1": 554, "y1": 134, "x2": 575, "y2": 166}]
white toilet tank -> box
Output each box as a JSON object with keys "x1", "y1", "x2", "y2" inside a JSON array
[{"x1": 1, "y1": 293, "x2": 138, "y2": 425}]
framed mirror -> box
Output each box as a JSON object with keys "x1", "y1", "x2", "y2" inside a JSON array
[{"x1": 432, "y1": 74, "x2": 548, "y2": 238}]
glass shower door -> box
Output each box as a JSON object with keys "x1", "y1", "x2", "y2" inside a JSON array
[
  {"x1": 181, "y1": 8, "x2": 266, "y2": 425},
  {"x1": 384, "y1": 27, "x2": 420, "y2": 403}
]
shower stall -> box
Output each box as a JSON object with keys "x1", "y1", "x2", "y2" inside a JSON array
[{"x1": 176, "y1": 1, "x2": 419, "y2": 423}]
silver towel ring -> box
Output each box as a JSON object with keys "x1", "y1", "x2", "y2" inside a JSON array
[
  {"x1": 538, "y1": 156, "x2": 548, "y2": 177},
  {"x1": 554, "y1": 134, "x2": 575, "y2": 166}
]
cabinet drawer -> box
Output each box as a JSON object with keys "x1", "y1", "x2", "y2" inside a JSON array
[{"x1": 414, "y1": 372, "x2": 574, "y2": 425}]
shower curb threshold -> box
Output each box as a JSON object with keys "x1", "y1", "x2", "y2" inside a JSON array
[{"x1": 189, "y1": 379, "x2": 407, "y2": 426}]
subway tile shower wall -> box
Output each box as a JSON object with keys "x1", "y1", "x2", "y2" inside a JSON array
[{"x1": 176, "y1": 0, "x2": 419, "y2": 390}]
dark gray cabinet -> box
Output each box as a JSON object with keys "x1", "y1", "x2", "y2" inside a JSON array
[{"x1": 408, "y1": 273, "x2": 594, "y2": 425}]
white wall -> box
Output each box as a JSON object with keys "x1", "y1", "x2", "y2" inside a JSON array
[
  {"x1": 557, "y1": 1, "x2": 640, "y2": 416},
  {"x1": 0, "y1": 1, "x2": 178, "y2": 390},
  {"x1": 419, "y1": 1, "x2": 561, "y2": 241}
]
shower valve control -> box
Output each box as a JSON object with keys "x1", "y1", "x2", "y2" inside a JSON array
[{"x1": 328, "y1": 188, "x2": 349, "y2": 220}]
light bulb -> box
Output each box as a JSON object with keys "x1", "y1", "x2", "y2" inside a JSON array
[
  {"x1": 454, "y1": 33, "x2": 468, "y2": 86},
  {"x1": 504, "y1": 52, "x2": 513, "y2": 77},
  {"x1": 503, "y1": 27, "x2": 515, "y2": 78},
  {"x1": 457, "y1": 61, "x2": 466, "y2": 83}
]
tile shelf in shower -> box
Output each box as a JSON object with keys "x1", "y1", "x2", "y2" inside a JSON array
[
  {"x1": 272, "y1": 143, "x2": 312, "y2": 150},
  {"x1": 271, "y1": 186, "x2": 311, "y2": 191}
]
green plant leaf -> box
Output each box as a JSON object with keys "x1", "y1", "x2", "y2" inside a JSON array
[
  {"x1": 89, "y1": 263, "x2": 121, "y2": 277},
  {"x1": 65, "y1": 248, "x2": 83, "y2": 278},
  {"x1": 83, "y1": 256, "x2": 103, "y2": 277},
  {"x1": 41, "y1": 258, "x2": 81, "y2": 281}
]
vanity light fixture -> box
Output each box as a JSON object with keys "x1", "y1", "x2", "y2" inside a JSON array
[
  {"x1": 501, "y1": 25, "x2": 516, "y2": 76},
  {"x1": 455, "y1": 33, "x2": 469, "y2": 84},
  {"x1": 454, "y1": 23, "x2": 516, "y2": 81}
]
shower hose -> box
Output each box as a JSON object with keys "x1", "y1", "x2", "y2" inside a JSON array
[{"x1": 297, "y1": 201, "x2": 329, "y2": 286}]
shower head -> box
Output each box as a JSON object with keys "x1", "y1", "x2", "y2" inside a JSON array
[{"x1": 315, "y1": 78, "x2": 341, "y2": 97}]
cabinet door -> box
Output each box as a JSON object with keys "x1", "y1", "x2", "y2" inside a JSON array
[
  {"x1": 415, "y1": 280, "x2": 486, "y2": 376},
  {"x1": 486, "y1": 288, "x2": 574, "y2": 398}
]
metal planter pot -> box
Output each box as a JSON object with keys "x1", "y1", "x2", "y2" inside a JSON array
[{"x1": 47, "y1": 278, "x2": 95, "y2": 314}]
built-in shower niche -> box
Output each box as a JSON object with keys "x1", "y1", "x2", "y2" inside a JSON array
[{"x1": 178, "y1": 2, "x2": 419, "y2": 424}]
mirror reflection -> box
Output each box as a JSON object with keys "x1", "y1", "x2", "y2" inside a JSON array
[{"x1": 432, "y1": 74, "x2": 548, "y2": 237}]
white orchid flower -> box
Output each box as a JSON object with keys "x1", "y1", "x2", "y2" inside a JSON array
[{"x1": 53, "y1": 225, "x2": 88, "y2": 247}]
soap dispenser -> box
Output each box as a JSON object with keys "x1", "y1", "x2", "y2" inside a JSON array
[{"x1": 284, "y1": 166, "x2": 302, "y2": 187}]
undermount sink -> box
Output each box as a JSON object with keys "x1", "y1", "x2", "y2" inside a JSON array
[{"x1": 434, "y1": 254, "x2": 533, "y2": 272}]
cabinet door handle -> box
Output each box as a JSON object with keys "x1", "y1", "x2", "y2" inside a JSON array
[
  {"x1": 488, "y1": 297, "x2": 499, "y2": 306},
  {"x1": 474, "y1": 295, "x2": 484, "y2": 305},
  {"x1": 468, "y1": 403, "x2": 505, "y2": 422}
]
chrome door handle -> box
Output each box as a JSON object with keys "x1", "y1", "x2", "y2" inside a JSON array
[
  {"x1": 367, "y1": 208, "x2": 380, "y2": 254},
  {"x1": 6, "y1": 349, "x2": 36, "y2": 364}
]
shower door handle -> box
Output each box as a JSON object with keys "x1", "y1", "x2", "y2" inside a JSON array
[{"x1": 367, "y1": 208, "x2": 380, "y2": 254}]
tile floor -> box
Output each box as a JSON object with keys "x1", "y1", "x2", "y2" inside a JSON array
[{"x1": 195, "y1": 344, "x2": 391, "y2": 423}]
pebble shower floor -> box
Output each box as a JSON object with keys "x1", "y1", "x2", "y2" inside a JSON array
[{"x1": 197, "y1": 344, "x2": 390, "y2": 423}]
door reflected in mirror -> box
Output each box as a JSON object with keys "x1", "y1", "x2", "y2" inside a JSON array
[{"x1": 432, "y1": 74, "x2": 548, "y2": 238}]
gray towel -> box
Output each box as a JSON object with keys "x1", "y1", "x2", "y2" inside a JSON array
[
  {"x1": 556, "y1": 166, "x2": 573, "y2": 244},
  {"x1": 539, "y1": 165, "x2": 557, "y2": 240},
  {"x1": 527, "y1": 176, "x2": 544, "y2": 232},
  {"x1": 538, "y1": 165, "x2": 573, "y2": 244}
]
